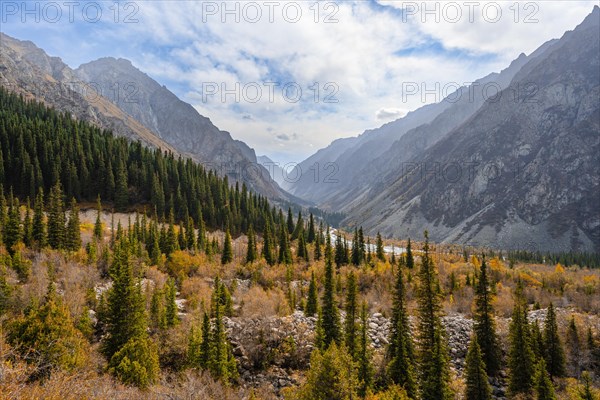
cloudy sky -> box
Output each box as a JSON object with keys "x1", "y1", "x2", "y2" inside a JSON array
[{"x1": 1, "y1": 1, "x2": 595, "y2": 163}]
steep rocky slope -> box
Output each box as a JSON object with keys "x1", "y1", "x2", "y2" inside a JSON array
[{"x1": 344, "y1": 7, "x2": 600, "y2": 252}]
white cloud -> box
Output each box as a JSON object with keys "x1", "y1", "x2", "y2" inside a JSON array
[{"x1": 4, "y1": 0, "x2": 594, "y2": 163}]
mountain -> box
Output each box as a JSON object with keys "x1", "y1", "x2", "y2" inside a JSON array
[
  {"x1": 257, "y1": 155, "x2": 287, "y2": 187},
  {"x1": 0, "y1": 33, "x2": 176, "y2": 153},
  {"x1": 0, "y1": 34, "x2": 289, "y2": 201},
  {"x1": 343, "y1": 6, "x2": 600, "y2": 252},
  {"x1": 284, "y1": 41, "x2": 556, "y2": 206}
]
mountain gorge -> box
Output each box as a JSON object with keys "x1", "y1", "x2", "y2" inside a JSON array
[{"x1": 290, "y1": 6, "x2": 600, "y2": 252}]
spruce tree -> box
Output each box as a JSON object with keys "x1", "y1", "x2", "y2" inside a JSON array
[
  {"x1": 262, "y1": 219, "x2": 276, "y2": 266},
  {"x1": 352, "y1": 228, "x2": 361, "y2": 266},
  {"x1": 387, "y1": 256, "x2": 416, "y2": 398},
  {"x1": 287, "y1": 207, "x2": 295, "y2": 233},
  {"x1": 416, "y1": 231, "x2": 453, "y2": 400},
  {"x1": 508, "y1": 295, "x2": 535, "y2": 397},
  {"x1": 376, "y1": 232, "x2": 385, "y2": 261},
  {"x1": 4, "y1": 194, "x2": 21, "y2": 254},
  {"x1": 544, "y1": 303, "x2": 566, "y2": 378},
  {"x1": 164, "y1": 278, "x2": 178, "y2": 327},
  {"x1": 534, "y1": 359, "x2": 557, "y2": 400},
  {"x1": 405, "y1": 238, "x2": 414, "y2": 269},
  {"x1": 22, "y1": 199, "x2": 33, "y2": 247},
  {"x1": 566, "y1": 316, "x2": 581, "y2": 378},
  {"x1": 464, "y1": 334, "x2": 492, "y2": 400},
  {"x1": 221, "y1": 230, "x2": 234, "y2": 264},
  {"x1": 114, "y1": 162, "x2": 128, "y2": 211},
  {"x1": 297, "y1": 232, "x2": 308, "y2": 261},
  {"x1": 321, "y1": 241, "x2": 341, "y2": 348},
  {"x1": 47, "y1": 183, "x2": 66, "y2": 250},
  {"x1": 65, "y1": 198, "x2": 81, "y2": 251},
  {"x1": 292, "y1": 211, "x2": 304, "y2": 241},
  {"x1": 305, "y1": 271, "x2": 319, "y2": 317},
  {"x1": 186, "y1": 216, "x2": 196, "y2": 251},
  {"x1": 344, "y1": 271, "x2": 358, "y2": 358},
  {"x1": 473, "y1": 256, "x2": 501, "y2": 376},
  {"x1": 357, "y1": 301, "x2": 373, "y2": 398},
  {"x1": 101, "y1": 238, "x2": 147, "y2": 361},
  {"x1": 32, "y1": 189, "x2": 46, "y2": 247},
  {"x1": 314, "y1": 228, "x2": 322, "y2": 261},
  {"x1": 149, "y1": 286, "x2": 165, "y2": 330},
  {"x1": 307, "y1": 213, "x2": 315, "y2": 243},
  {"x1": 94, "y1": 195, "x2": 103, "y2": 240},
  {"x1": 246, "y1": 225, "x2": 257, "y2": 264},
  {"x1": 278, "y1": 223, "x2": 292, "y2": 264},
  {"x1": 209, "y1": 281, "x2": 238, "y2": 383}
]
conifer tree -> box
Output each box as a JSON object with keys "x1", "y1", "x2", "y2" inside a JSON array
[
  {"x1": 307, "y1": 213, "x2": 315, "y2": 243},
  {"x1": 0, "y1": 265, "x2": 12, "y2": 317},
  {"x1": 532, "y1": 320, "x2": 546, "y2": 360},
  {"x1": 305, "y1": 271, "x2": 319, "y2": 317},
  {"x1": 4, "y1": 193, "x2": 21, "y2": 254},
  {"x1": 114, "y1": 162, "x2": 128, "y2": 211},
  {"x1": 544, "y1": 303, "x2": 566, "y2": 378},
  {"x1": 47, "y1": 183, "x2": 66, "y2": 250},
  {"x1": 358, "y1": 227, "x2": 366, "y2": 263},
  {"x1": 262, "y1": 219, "x2": 275, "y2": 265},
  {"x1": 32, "y1": 189, "x2": 46, "y2": 247},
  {"x1": 416, "y1": 231, "x2": 453, "y2": 400},
  {"x1": 150, "y1": 286, "x2": 165, "y2": 330},
  {"x1": 405, "y1": 238, "x2": 414, "y2": 269},
  {"x1": 209, "y1": 281, "x2": 238, "y2": 383},
  {"x1": 246, "y1": 225, "x2": 257, "y2": 264},
  {"x1": 292, "y1": 211, "x2": 304, "y2": 240},
  {"x1": 65, "y1": 198, "x2": 81, "y2": 251},
  {"x1": 221, "y1": 230, "x2": 234, "y2": 264},
  {"x1": 22, "y1": 199, "x2": 33, "y2": 247},
  {"x1": 186, "y1": 216, "x2": 196, "y2": 251},
  {"x1": 376, "y1": 232, "x2": 385, "y2": 261},
  {"x1": 94, "y1": 195, "x2": 103, "y2": 240},
  {"x1": 314, "y1": 228, "x2": 322, "y2": 261},
  {"x1": 287, "y1": 207, "x2": 295, "y2": 233},
  {"x1": 101, "y1": 238, "x2": 147, "y2": 361},
  {"x1": 321, "y1": 241, "x2": 341, "y2": 348},
  {"x1": 534, "y1": 359, "x2": 557, "y2": 400},
  {"x1": 164, "y1": 278, "x2": 178, "y2": 327},
  {"x1": 473, "y1": 256, "x2": 501, "y2": 376},
  {"x1": 344, "y1": 271, "x2": 358, "y2": 358},
  {"x1": 357, "y1": 301, "x2": 373, "y2": 398},
  {"x1": 278, "y1": 223, "x2": 292, "y2": 264},
  {"x1": 464, "y1": 334, "x2": 492, "y2": 400},
  {"x1": 352, "y1": 228, "x2": 361, "y2": 266},
  {"x1": 387, "y1": 256, "x2": 416, "y2": 398},
  {"x1": 577, "y1": 372, "x2": 596, "y2": 400},
  {"x1": 199, "y1": 312, "x2": 212, "y2": 369},
  {"x1": 566, "y1": 316, "x2": 581, "y2": 377},
  {"x1": 508, "y1": 294, "x2": 535, "y2": 397},
  {"x1": 297, "y1": 232, "x2": 308, "y2": 260}
]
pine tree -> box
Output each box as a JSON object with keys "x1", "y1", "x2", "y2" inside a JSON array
[
  {"x1": 292, "y1": 211, "x2": 303, "y2": 241},
  {"x1": 416, "y1": 231, "x2": 453, "y2": 400},
  {"x1": 114, "y1": 162, "x2": 128, "y2": 211},
  {"x1": 307, "y1": 213, "x2": 316, "y2": 243},
  {"x1": 94, "y1": 195, "x2": 103, "y2": 240},
  {"x1": 221, "y1": 230, "x2": 233, "y2": 264},
  {"x1": 508, "y1": 295, "x2": 535, "y2": 397},
  {"x1": 544, "y1": 302, "x2": 566, "y2": 378},
  {"x1": 246, "y1": 225, "x2": 257, "y2": 264},
  {"x1": 351, "y1": 228, "x2": 361, "y2": 266},
  {"x1": 344, "y1": 271, "x2": 359, "y2": 358},
  {"x1": 357, "y1": 301, "x2": 373, "y2": 398},
  {"x1": 473, "y1": 255, "x2": 501, "y2": 376},
  {"x1": 209, "y1": 281, "x2": 238, "y2": 383},
  {"x1": 186, "y1": 216, "x2": 196, "y2": 250},
  {"x1": 464, "y1": 334, "x2": 492, "y2": 400},
  {"x1": 65, "y1": 198, "x2": 81, "y2": 251},
  {"x1": 150, "y1": 286, "x2": 165, "y2": 330},
  {"x1": 376, "y1": 232, "x2": 385, "y2": 261},
  {"x1": 321, "y1": 244, "x2": 341, "y2": 348},
  {"x1": 47, "y1": 183, "x2": 66, "y2": 250},
  {"x1": 287, "y1": 207, "x2": 295, "y2": 233},
  {"x1": 314, "y1": 228, "x2": 322, "y2": 261},
  {"x1": 532, "y1": 320, "x2": 546, "y2": 360},
  {"x1": 387, "y1": 256, "x2": 416, "y2": 398},
  {"x1": 32, "y1": 189, "x2": 46, "y2": 247},
  {"x1": 534, "y1": 359, "x2": 557, "y2": 400},
  {"x1": 305, "y1": 271, "x2": 319, "y2": 317},
  {"x1": 164, "y1": 278, "x2": 178, "y2": 327}
]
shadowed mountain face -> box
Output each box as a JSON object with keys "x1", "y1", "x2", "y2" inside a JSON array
[
  {"x1": 0, "y1": 34, "x2": 288, "y2": 200},
  {"x1": 342, "y1": 6, "x2": 600, "y2": 252}
]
